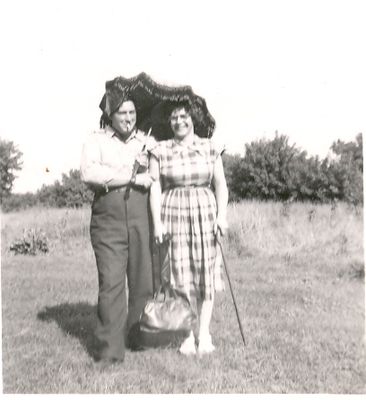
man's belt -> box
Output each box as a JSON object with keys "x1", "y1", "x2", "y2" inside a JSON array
[{"x1": 94, "y1": 185, "x2": 127, "y2": 195}]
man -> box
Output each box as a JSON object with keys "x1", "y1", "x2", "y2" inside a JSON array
[{"x1": 80, "y1": 78, "x2": 154, "y2": 364}]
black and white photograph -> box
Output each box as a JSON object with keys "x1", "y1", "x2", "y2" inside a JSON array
[{"x1": 1, "y1": 0, "x2": 365, "y2": 395}]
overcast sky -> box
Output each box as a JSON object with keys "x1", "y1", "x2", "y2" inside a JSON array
[{"x1": 1, "y1": 0, "x2": 365, "y2": 193}]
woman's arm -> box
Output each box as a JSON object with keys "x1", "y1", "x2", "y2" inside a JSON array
[
  {"x1": 212, "y1": 155, "x2": 229, "y2": 236},
  {"x1": 149, "y1": 155, "x2": 165, "y2": 243}
]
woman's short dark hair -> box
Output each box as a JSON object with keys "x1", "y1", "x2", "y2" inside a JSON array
[{"x1": 167, "y1": 100, "x2": 203, "y2": 128}]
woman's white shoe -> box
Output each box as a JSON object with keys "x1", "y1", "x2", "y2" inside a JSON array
[
  {"x1": 179, "y1": 332, "x2": 196, "y2": 355},
  {"x1": 198, "y1": 333, "x2": 215, "y2": 355}
]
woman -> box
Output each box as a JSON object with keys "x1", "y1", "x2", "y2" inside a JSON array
[{"x1": 149, "y1": 101, "x2": 228, "y2": 355}]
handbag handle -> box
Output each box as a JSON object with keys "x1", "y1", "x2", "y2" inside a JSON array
[
  {"x1": 153, "y1": 282, "x2": 178, "y2": 302},
  {"x1": 158, "y1": 233, "x2": 172, "y2": 285}
]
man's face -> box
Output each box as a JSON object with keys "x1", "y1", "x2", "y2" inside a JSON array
[{"x1": 111, "y1": 100, "x2": 137, "y2": 137}]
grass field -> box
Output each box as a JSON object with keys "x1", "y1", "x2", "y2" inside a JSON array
[{"x1": 1, "y1": 201, "x2": 365, "y2": 393}]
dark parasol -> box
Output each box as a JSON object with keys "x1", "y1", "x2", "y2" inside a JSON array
[{"x1": 99, "y1": 72, "x2": 215, "y2": 140}]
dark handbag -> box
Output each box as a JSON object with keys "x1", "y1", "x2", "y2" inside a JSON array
[{"x1": 139, "y1": 234, "x2": 197, "y2": 347}]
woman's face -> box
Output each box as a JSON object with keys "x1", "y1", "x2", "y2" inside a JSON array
[
  {"x1": 170, "y1": 107, "x2": 194, "y2": 140},
  {"x1": 111, "y1": 100, "x2": 136, "y2": 137}
]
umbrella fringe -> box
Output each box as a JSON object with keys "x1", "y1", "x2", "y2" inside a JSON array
[{"x1": 99, "y1": 72, "x2": 215, "y2": 140}]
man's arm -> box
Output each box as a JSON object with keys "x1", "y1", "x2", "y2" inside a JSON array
[{"x1": 80, "y1": 135, "x2": 132, "y2": 189}]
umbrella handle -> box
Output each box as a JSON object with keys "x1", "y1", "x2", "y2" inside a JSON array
[
  {"x1": 124, "y1": 128, "x2": 153, "y2": 200},
  {"x1": 142, "y1": 127, "x2": 152, "y2": 150}
]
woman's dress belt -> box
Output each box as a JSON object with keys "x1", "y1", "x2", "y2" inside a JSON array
[{"x1": 166, "y1": 184, "x2": 211, "y2": 190}]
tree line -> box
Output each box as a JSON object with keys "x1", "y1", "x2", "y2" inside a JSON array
[
  {"x1": 223, "y1": 132, "x2": 362, "y2": 205},
  {"x1": 0, "y1": 133, "x2": 363, "y2": 212}
]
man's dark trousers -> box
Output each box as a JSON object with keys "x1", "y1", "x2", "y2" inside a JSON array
[{"x1": 90, "y1": 187, "x2": 153, "y2": 361}]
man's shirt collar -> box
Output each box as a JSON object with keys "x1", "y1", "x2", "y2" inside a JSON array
[{"x1": 105, "y1": 126, "x2": 141, "y2": 143}]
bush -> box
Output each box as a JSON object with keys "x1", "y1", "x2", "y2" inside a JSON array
[
  {"x1": 223, "y1": 133, "x2": 363, "y2": 205},
  {"x1": 228, "y1": 133, "x2": 308, "y2": 201},
  {"x1": 1, "y1": 192, "x2": 38, "y2": 212},
  {"x1": 2, "y1": 169, "x2": 94, "y2": 212},
  {"x1": 9, "y1": 228, "x2": 49, "y2": 255},
  {"x1": 327, "y1": 133, "x2": 363, "y2": 205},
  {"x1": 222, "y1": 153, "x2": 243, "y2": 202},
  {"x1": 37, "y1": 169, "x2": 93, "y2": 208}
]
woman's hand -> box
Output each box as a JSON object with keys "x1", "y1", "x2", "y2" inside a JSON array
[
  {"x1": 135, "y1": 172, "x2": 154, "y2": 189},
  {"x1": 136, "y1": 151, "x2": 149, "y2": 168},
  {"x1": 154, "y1": 221, "x2": 167, "y2": 244},
  {"x1": 214, "y1": 214, "x2": 228, "y2": 237}
]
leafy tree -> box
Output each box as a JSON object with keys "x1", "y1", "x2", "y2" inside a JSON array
[
  {"x1": 2, "y1": 169, "x2": 94, "y2": 212},
  {"x1": 327, "y1": 133, "x2": 363, "y2": 204},
  {"x1": 331, "y1": 133, "x2": 362, "y2": 172},
  {"x1": 0, "y1": 139, "x2": 23, "y2": 201},
  {"x1": 37, "y1": 181, "x2": 65, "y2": 208},
  {"x1": 59, "y1": 169, "x2": 94, "y2": 207},
  {"x1": 1, "y1": 192, "x2": 38, "y2": 212},
  {"x1": 295, "y1": 156, "x2": 332, "y2": 202},
  {"x1": 223, "y1": 132, "x2": 363, "y2": 204},
  {"x1": 232, "y1": 133, "x2": 307, "y2": 201},
  {"x1": 36, "y1": 169, "x2": 93, "y2": 208},
  {"x1": 222, "y1": 152, "x2": 243, "y2": 202}
]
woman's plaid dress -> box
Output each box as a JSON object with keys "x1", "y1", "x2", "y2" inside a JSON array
[{"x1": 150, "y1": 136, "x2": 225, "y2": 302}]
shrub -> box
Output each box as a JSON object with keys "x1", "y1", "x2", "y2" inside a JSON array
[
  {"x1": 2, "y1": 169, "x2": 94, "y2": 212},
  {"x1": 1, "y1": 192, "x2": 38, "y2": 212},
  {"x1": 222, "y1": 153, "x2": 243, "y2": 202},
  {"x1": 9, "y1": 228, "x2": 49, "y2": 255},
  {"x1": 37, "y1": 169, "x2": 93, "y2": 208},
  {"x1": 228, "y1": 133, "x2": 308, "y2": 201},
  {"x1": 223, "y1": 132, "x2": 363, "y2": 205},
  {"x1": 327, "y1": 133, "x2": 363, "y2": 205}
]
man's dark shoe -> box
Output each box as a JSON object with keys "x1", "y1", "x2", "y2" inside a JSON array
[{"x1": 127, "y1": 323, "x2": 146, "y2": 351}]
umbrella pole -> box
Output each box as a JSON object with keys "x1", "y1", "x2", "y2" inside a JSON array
[
  {"x1": 217, "y1": 235, "x2": 247, "y2": 347},
  {"x1": 124, "y1": 128, "x2": 152, "y2": 201}
]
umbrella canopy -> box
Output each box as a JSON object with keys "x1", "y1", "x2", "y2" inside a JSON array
[{"x1": 99, "y1": 72, "x2": 215, "y2": 140}]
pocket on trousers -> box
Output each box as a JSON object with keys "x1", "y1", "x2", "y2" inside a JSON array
[{"x1": 91, "y1": 194, "x2": 100, "y2": 213}]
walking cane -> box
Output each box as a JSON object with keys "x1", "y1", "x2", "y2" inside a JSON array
[{"x1": 216, "y1": 233, "x2": 247, "y2": 347}]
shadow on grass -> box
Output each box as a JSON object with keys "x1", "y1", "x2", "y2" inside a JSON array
[
  {"x1": 37, "y1": 302, "x2": 98, "y2": 359},
  {"x1": 37, "y1": 302, "x2": 188, "y2": 359}
]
